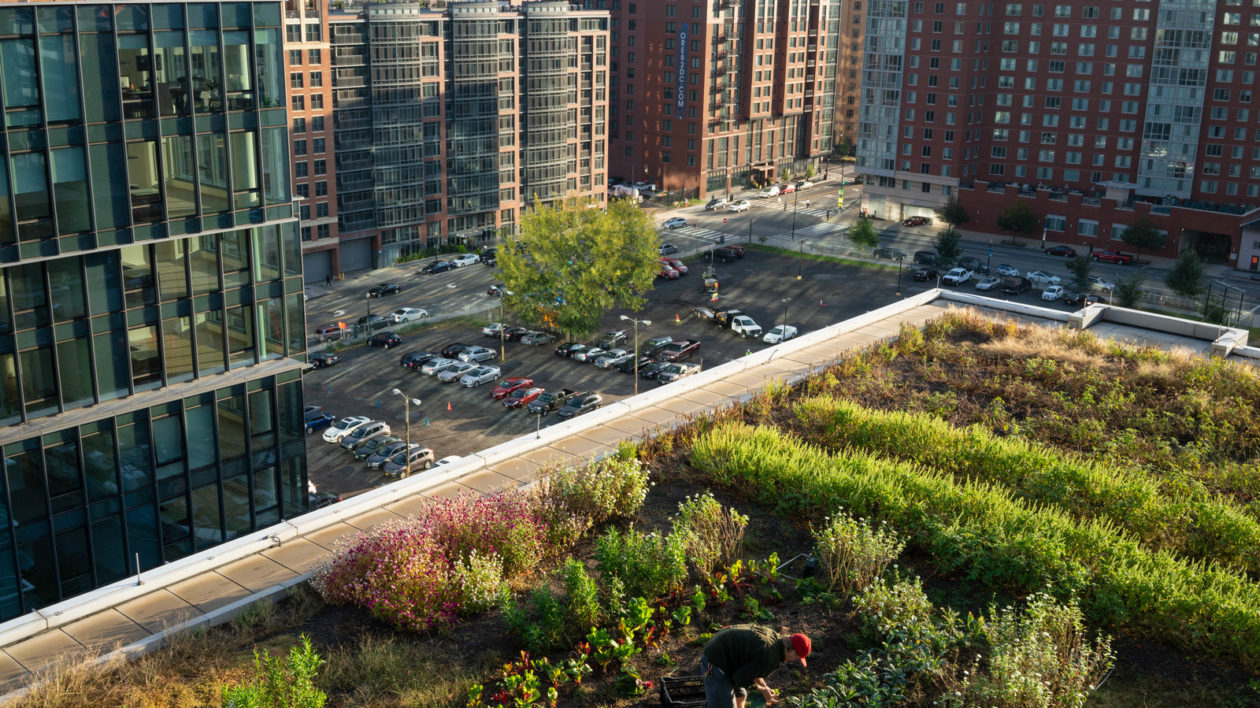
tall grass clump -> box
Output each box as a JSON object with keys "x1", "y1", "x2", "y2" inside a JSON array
[
  {"x1": 528, "y1": 454, "x2": 651, "y2": 552},
  {"x1": 594, "y1": 525, "x2": 689, "y2": 599},
  {"x1": 690, "y1": 422, "x2": 1260, "y2": 670},
  {"x1": 793, "y1": 396, "x2": 1260, "y2": 577},
  {"x1": 812, "y1": 511, "x2": 905, "y2": 594},
  {"x1": 672, "y1": 492, "x2": 748, "y2": 578},
  {"x1": 221, "y1": 635, "x2": 326, "y2": 708}
]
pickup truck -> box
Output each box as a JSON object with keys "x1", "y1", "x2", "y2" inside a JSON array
[
  {"x1": 728, "y1": 315, "x2": 763, "y2": 338},
  {"x1": 656, "y1": 362, "x2": 701, "y2": 384},
  {"x1": 528, "y1": 388, "x2": 575, "y2": 415},
  {"x1": 999, "y1": 276, "x2": 1032, "y2": 295},
  {"x1": 658, "y1": 339, "x2": 701, "y2": 362},
  {"x1": 1092, "y1": 250, "x2": 1135, "y2": 265}
]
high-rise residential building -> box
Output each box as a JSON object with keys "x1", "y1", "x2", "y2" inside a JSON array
[
  {"x1": 857, "y1": 0, "x2": 1257, "y2": 267},
  {"x1": 833, "y1": 0, "x2": 863, "y2": 153},
  {"x1": 0, "y1": 0, "x2": 309, "y2": 621},
  {"x1": 327, "y1": 0, "x2": 609, "y2": 268},
  {"x1": 285, "y1": 0, "x2": 340, "y2": 281},
  {"x1": 603, "y1": 0, "x2": 841, "y2": 199}
]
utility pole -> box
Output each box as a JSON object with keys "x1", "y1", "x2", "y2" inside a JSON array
[
  {"x1": 390, "y1": 390, "x2": 421, "y2": 478},
  {"x1": 620, "y1": 315, "x2": 652, "y2": 396}
]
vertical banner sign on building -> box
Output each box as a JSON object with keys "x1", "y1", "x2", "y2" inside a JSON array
[{"x1": 676, "y1": 24, "x2": 690, "y2": 119}]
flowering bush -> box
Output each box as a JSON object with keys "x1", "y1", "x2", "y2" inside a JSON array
[
  {"x1": 454, "y1": 550, "x2": 505, "y2": 616},
  {"x1": 419, "y1": 493, "x2": 545, "y2": 577},
  {"x1": 530, "y1": 455, "x2": 651, "y2": 551},
  {"x1": 311, "y1": 520, "x2": 459, "y2": 632}
]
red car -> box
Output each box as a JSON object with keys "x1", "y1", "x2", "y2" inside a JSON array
[
  {"x1": 902, "y1": 216, "x2": 930, "y2": 226},
  {"x1": 1092, "y1": 250, "x2": 1135, "y2": 265},
  {"x1": 490, "y1": 376, "x2": 534, "y2": 400},
  {"x1": 660, "y1": 256, "x2": 688, "y2": 275},
  {"x1": 503, "y1": 386, "x2": 544, "y2": 409},
  {"x1": 781, "y1": 183, "x2": 797, "y2": 194},
  {"x1": 658, "y1": 266, "x2": 680, "y2": 279}
]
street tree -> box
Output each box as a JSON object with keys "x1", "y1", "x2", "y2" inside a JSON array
[
  {"x1": 849, "y1": 216, "x2": 879, "y2": 248},
  {"x1": 1067, "y1": 255, "x2": 1093, "y2": 292},
  {"x1": 934, "y1": 228, "x2": 963, "y2": 266},
  {"x1": 996, "y1": 201, "x2": 1038, "y2": 241},
  {"x1": 935, "y1": 197, "x2": 970, "y2": 228},
  {"x1": 1164, "y1": 249, "x2": 1205, "y2": 299},
  {"x1": 495, "y1": 199, "x2": 660, "y2": 339},
  {"x1": 1114, "y1": 275, "x2": 1144, "y2": 308},
  {"x1": 1119, "y1": 216, "x2": 1165, "y2": 260}
]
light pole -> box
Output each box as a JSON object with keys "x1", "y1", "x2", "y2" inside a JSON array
[
  {"x1": 364, "y1": 293, "x2": 372, "y2": 338},
  {"x1": 790, "y1": 184, "x2": 801, "y2": 240},
  {"x1": 896, "y1": 255, "x2": 904, "y2": 297},
  {"x1": 390, "y1": 389, "x2": 422, "y2": 478},
  {"x1": 619, "y1": 314, "x2": 651, "y2": 396},
  {"x1": 497, "y1": 289, "x2": 513, "y2": 362},
  {"x1": 781, "y1": 297, "x2": 790, "y2": 326}
]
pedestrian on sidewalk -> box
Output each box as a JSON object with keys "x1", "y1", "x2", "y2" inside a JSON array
[{"x1": 325, "y1": 273, "x2": 332, "y2": 287}]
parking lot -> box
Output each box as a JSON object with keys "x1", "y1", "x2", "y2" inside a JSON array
[{"x1": 303, "y1": 248, "x2": 936, "y2": 496}]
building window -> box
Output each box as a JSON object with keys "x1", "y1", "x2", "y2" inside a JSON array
[
  {"x1": 314, "y1": 160, "x2": 326, "y2": 175},
  {"x1": 292, "y1": 117, "x2": 306, "y2": 133}
]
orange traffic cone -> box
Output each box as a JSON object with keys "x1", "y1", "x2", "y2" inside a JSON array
[
  {"x1": 675, "y1": 312, "x2": 681, "y2": 323},
  {"x1": 447, "y1": 401, "x2": 452, "y2": 411}
]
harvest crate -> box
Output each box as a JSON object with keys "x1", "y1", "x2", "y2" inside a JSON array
[{"x1": 658, "y1": 675, "x2": 705, "y2": 707}]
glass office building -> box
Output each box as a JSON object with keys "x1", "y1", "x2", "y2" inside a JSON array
[{"x1": 0, "y1": 1, "x2": 308, "y2": 621}]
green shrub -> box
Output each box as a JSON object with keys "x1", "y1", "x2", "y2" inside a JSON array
[
  {"x1": 672, "y1": 493, "x2": 748, "y2": 579},
  {"x1": 498, "y1": 583, "x2": 569, "y2": 653},
  {"x1": 453, "y1": 550, "x2": 504, "y2": 616},
  {"x1": 812, "y1": 511, "x2": 905, "y2": 594},
  {"x1": 794, "y1": 396, "x2": 1260, "y2": 577},
  {"x1": 690, "y1": 422, "x2": 1260, "y2": 670},
  {"x1": 530, "y1": 456, "x2": 652, "y2": 551},
  {"x1": 595, "y1": 525, "x2": 688, "y2": 599},
  {"x1": 221, "y1": 635, "x2": 326, "y2": 708},
  {"x1": 562, "y1": 557, "x2": 603, "y2": 634}
]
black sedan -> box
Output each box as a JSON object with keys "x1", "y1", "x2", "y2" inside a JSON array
[
  {"x1": 357, "y1": 313, "x2": 392, "y2": 332},
  {"x1": 400, "y1": 351, "x2": 439, "y2": 369},
  {"x1": 555, "y1": 342, "x2": 588, "y2": 359},
  {"x1": 304, "y1": 410, "x2": 336, "y2": 434},
  {"x1": 368, "y1": 283, "x2": 402, "y2": 298},
  {"x1": 367, "y1": 332, "x2": 402, "y2": 349},
  {"x1": 441, "y1": 343, "x2": 471, "y2": 359},
  {"x1": 911, "y1": 267, "x2": 939, "y2": 282},
  {"x1": 617, "y1": 355, "x2": 655, "y2": 374},
  {"x1": 422, "y1": 260, "x2": 454, "y2": 274},
  {"x1": 1044, "y1": 245, "x2": 1078, "y2": 258},
  {"x1": 309, "y1": 351, "x2": 341, "y2": 368},
  {"x1": 504, "y1": 326, "x2": 532, "y2": 341},
  {"x1": 639, "y1": 361, "x2": 670, "y2": 380}
]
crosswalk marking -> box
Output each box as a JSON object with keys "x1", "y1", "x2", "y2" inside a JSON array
[
  {"x1": 660, "y1": 225, "x2": 728, "y2": 242},
  {"x1": 766, "y1": 223, "x2": 848, "y2": 240}
]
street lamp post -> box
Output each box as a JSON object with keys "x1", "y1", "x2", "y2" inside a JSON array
[
  {"x1": 790, "y1": 185, "x2": 801, "y2": 240},
  {"x1": 781, "y1": 297, "x2": 790, "y2": 326},
  {"x1": 896, "y1": 255, "x2": 904, "y2": 297},
  {"x1": 364, "y1": 293, "x2": 372, "y2": 338},
  {"x1": 390, "y1": 389, "x2": 422, "y2": 478},
  {"x1": 619, "y1": 314, "x2": 652, "y2": 396},
  {"x1": 497, "y1": 289, "x2": 513, "y2": 362}
]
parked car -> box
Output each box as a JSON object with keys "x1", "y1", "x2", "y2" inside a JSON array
[
  {"x1": 595, "y1": 348, "x2": 632, "y2": 369},
  {"x1": 367, "y1": 332, "x2": 402, "y2": 349},
  {"x1": 873, "y1": 247, "x2": 908, "y2": 260},
  {"x1": 796, "y1": 180, "x2": 816, "y2": 190},
  {"x1": 618, "y1": 355, "x2": 655, "y2": 374},
  {"x1": 314, "y1": 324, "x2": 343, "y2": 341},
  {"x1": 1092, "y1": 250, "x2": 1134, "y2": 265},
  {"x1": 391, "y1": 307, "x2": 428, "y2": 323},
  {"x1": 304, "y1": 409, "x2": 336, "y2": 434},
  {"x1": 902, "y1": 215, "x2": 930, "y2": 226},
  {"x1": 491, "y1": 377, "x2": 534, "y2": 400},
  {"x1": 912, "y1": 267, "x2": 939, "y2": 282},
  {"x1": 458, "y1": 345, "x2": 496, "y2": 363},
  {"x1": 727, "y1": 199, "x2": 751, "y2": 212},
  {"x1": 660, "y1": 257, "x2": 688, "y2": 275},
  {"x1": 1043, "y1": 245, "x2": 1078, "y2": 258},
  {"x1": 758, "y1": 185, "x2": 780, "y2": 198},
  {"x1": 557, "y1": 392, "x2": 603, "y2": 419},
  {"x1": 663, "y1": 217, "x2": 688, "y2": 230},
  {"x1": 995, "y1": 264, "x2": 1020, "y2": 277},
  {"x1": 486, "y1": 284, "x2": 510, "y2": 297},
  {"x1": 420, "y1": 357, "x2": 459, "y2": 376},
  {"x1": 642, "y1": 334, "x2": 676, "y2": 356},
  {"x1": 368, "y1": 283, "x2": 402, "y2": 298},
  {"x1": 450, "y1": 253, "x2": 481, "y2": 267},
  {"x1": 941, "y1": 268, "x2": 974, "y2": 286},
  {"x1": 308, "y1": 488, "x2": 342, "y2": 510},
  {"x1": 482, "y1": 322, "x2": 506, "y2": 337},
  {"x1": 555, "y1": 342, "x2": 588, "y2": 359},
  {"x1": 1026, "y1": 271, "x2": 1062, "y2": 287},
  {"x1": 597, "y1": 330, "x2": 628, "y2": 348},
  {"x1": 658, "y1": 265, "x2": 681, "y2": 279},
  {"x1": 658, "y1": 339, "x2": 701, "y2": 362},
  {"x1": 571, "y1": 346, "x2": 607, "y2": 363},
  {"x1": 357, "y1": 314, "x2": 392, "y2": 332},
  {"x1": 438, "y1": 362, "x2": 476, "y2": 383},
  {"x1": 529, "y1": 388, "x2": 575, "y2": 415},
  {"x1": 435, "y1": 455, "x2": 464, "y2": 466},
  {"x1": 461, "y1": 365, "x2": 501, "y2": 387},
  {"x1": 913, "y1": 250, "x2": 939, "y2": 266},
  {"x1": 725, "y1": 245, "x2": 746, "y2": 258},
  {"x1": 481, "y1": 250, "x2": 497, "y2": 267},
  {"x1": 504, "y1": 326, "x2": 532, "y2": 341},
  {"x1": 763, "y1": 325, "x2": 798, "y2": 344},
  {"x1": 689, "y1": 306, "x2": 716, "y2": 322},
  {"x1": 974, "y1": 276, "x2": 1001, "y2": 291},
  {"x1": 441, "y1": 343, "x2": 471, "y2": 359},
  {"x1": 957, "y1": 257, "x2": 989, "y2": 274},
  {"x1": 340, "y1": 420, "x2": 391, "y2": 452},
  {"x1": 382, "y1": 445, "x2": 435, "y2": 479},
  {"x1": 520, "y1": 331, "x2": 556, "y2": 346},
  {"x1": 1000, "y1": 276, "x2": 1033, "y2": 295},
  {"x1": 705, "y1": 196, "x2": 729, "y2": 211},
  {"x1": 657, "y1": 362, "x2": 701, "y2": 384},
  {"x1": 708, "y1": 247, "x2": 738, "y2": 263},
  {"x1": 366, "y1": 440, "x2": 411, "y2": 469},
  {"x1": 422, "y1": 260, "x2": 454, "y2": 274},
  {"x1": 659, "y1": 243, "x2": 679, "y2": 256},
  {"x1": 639, "y1": 361, "x2": 671, "y2": 380},
  {"x1": 322, "y1": 416, "x2": 371, "y2": 444},
  {"x1": 504, "y1": 386, "x2": 544, "y2": 410},
  {"x1": 728, "y1": 315, "x2": 763, "y2": 338},
  {"x1": 309, "y1": 351, "x2": 341, "y2": 369},
  {"x1": 1041, "y1": 285, "x2": 1065, "y2": 301},
  {"x1": 354, "y1": 435, "x2": 401, "y2": 461},
  {"x1": 780, "y1": 183, "x2": 797, "y2": 195},
  {"x1": 1087, "y1": 276, "x2": 1117, "y2": 291}
]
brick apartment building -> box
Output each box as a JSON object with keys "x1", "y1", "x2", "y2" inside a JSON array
[
  {"x1": 833, "y1": 0, "x2": 864, "y2": 153},
  {"x1": 284, "y1": 0, "x2": 340, "y2": 281},
  {"x1": 321, "y1": 0, "x2": 609, "y2": 273},
  {"x1": 601, "y1": 0, "x2": 842, "y2": 199},
  {"x1": 856, "y1": 0, "x2": 1260, "y2": 269}
]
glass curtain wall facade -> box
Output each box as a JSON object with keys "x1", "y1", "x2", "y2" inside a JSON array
[{"x1": 0, "y1": 1, "x2": 308, "y2": 622}]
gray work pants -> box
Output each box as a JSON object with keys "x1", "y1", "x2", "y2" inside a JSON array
[{"x1": 701, "y1": 656, "x2": 746, "y2": 708}]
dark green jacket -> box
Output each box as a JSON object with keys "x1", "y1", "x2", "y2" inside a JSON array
[{"x1": 702, "y1": 624, "x2": 785, "y2": 690}]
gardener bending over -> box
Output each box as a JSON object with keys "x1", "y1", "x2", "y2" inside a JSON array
[{"x1": 701, "y1": 624, "x2": 811, "y2": 707}]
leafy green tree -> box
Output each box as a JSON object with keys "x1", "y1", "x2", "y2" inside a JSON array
[
  {"x1": 1119, "y1": 216, "x2": 1164, "y2": 258},
  {"x1": 934, "y1": 228, "x2": 962, "y2": 266},
  {"x1": 935, "y1": 197, "x2": 970, "y2": 228},
  {"x1": 805, "y1": 164, "x2": 816, "y2": 179},
  {"x1": 781, "y1": 168, "x2": 791, "y2": 183},
  {"x1": 996, "y1": 201, "x2": 1038, "y2": 240},
  {"x1": 496, "y1": 199, "x2": 660, "y2": 340},
  {"x1": 849, "y1": 216, "x2": 879, "y2": 248},
  {"x1": 1067, "y1": 255, "x2": 1093, "y2": 292},
  {"x1": 1114, "y1": 275, "x2": 1144, "y2": 308},
  {"x1": 1164, "y1": 249, "x2": 1205, "y2": 298}
]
